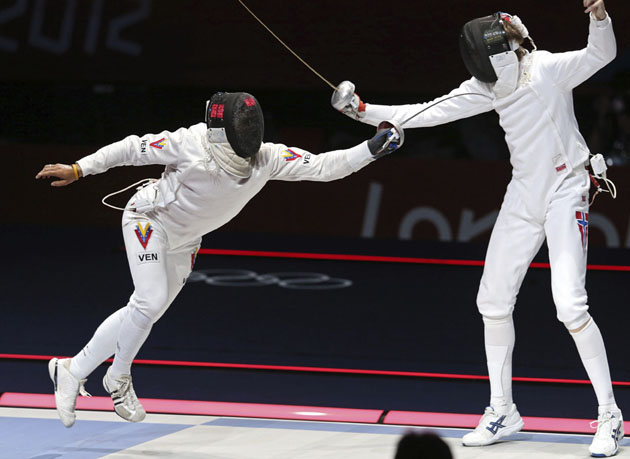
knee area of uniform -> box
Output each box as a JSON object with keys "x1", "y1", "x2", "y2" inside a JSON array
[
  {"x1": 476, "y1": 296, "x2": 515, "y2": 318},
  {"x1": 564, "y1": 312, "x2": 592, "y2": 333},
  {"x1": 129, "y1": 288, "x2": 168, "y2": 312},
  {"x1": 117, "y1": 305, "x2": 131, "y2": 323},
  {"x1": 128, "y1": 297, "x2": 163, "y2": 327},
  {"x1": 555, "y1": 300, "x2": 589, "y2": 325},
  {"x1": 127, "y1": 305, "x2": 154, "y2": 330},
  {"x1": 482, "y1": 314, "x2": 513, "y2": 326}
]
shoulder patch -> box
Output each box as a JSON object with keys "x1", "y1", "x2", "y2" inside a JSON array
[
  {"x1": 150, "y1": 137, "x2": 167, "y2": 149},
  {"x1": 281, "y1": 148, "x2": 302, "y2": 162}
]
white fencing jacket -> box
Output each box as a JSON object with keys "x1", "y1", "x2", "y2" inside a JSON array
[
  {"x1": 77, "y1": 122, "x2": 374, "y2": 250},
  {"x1": 362, "y1": 14, "x2": 616, "y2": 216}
]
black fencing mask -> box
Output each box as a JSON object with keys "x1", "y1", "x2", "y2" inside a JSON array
[
  {"x1": 205, "y1": 92, "x2": 264, "y2": 158},
  {"x1": 459, "y1": 13, "x2": 513, "y2": 83}
]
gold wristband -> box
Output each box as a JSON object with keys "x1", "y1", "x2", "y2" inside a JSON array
[{"x1": 72, "y1": 163, "x2": 79, "y2": 180}]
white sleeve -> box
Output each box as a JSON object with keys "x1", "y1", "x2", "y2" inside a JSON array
[
  {"x1": 361, "y1": 77, "x2": 494, "y2": 128},
  {"x1": 539, "y1": 13, "x2": 616, "y2": 90},
  {"x1": 266, "y1": 142, "x2": 375, "y2": 182},
  {"x1": 76, "y1": 125, "x2": 194, "y2": 176}
]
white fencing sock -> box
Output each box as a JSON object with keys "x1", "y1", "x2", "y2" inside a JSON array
[
  {"x1": 484, "y1": 315, "x2": 515, "y2": 414},
  {"x1": 69, "y1": 306, "x2": 129, "y2": 380},
  {"x1": 569, "y1": 317, "x2": 617, "y2": 410},
  {"x1": 109, "y1": 306, "x2": 153, "y2": 380}
]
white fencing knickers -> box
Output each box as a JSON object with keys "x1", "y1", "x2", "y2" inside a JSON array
[{"x1": 477, "y1": 167, "x2": 591, "y2": 326}]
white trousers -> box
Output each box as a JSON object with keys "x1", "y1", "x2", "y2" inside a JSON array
[
  {"x1": 70, "y1": 211, "x2": 200, "y2": 380},
  {"x1": 475, "y1": 168, "x2": 617, "y2": 409},
  {"x1": 477, "y1": 168, "x2": 591, "y2": 328},
  {"x1": 121, "y1": 211, "x2": 201, "y2": 325}
]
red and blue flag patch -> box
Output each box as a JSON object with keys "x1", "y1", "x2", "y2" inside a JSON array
[{"x1": 576, "y1": 211, "x2": 588, "y2": 250}]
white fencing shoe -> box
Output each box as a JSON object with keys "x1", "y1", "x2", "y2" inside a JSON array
[
  {"x1": 103, "y1": 368, "x2": 146, "y2": 422},
  {"x1": 589, "y1": 410, "x2": 624, "y2": 457},
  {"x1": 462, "y1": 404, "x2": 524, "y2": 446},
  {"x1": 48, "y1": 358, "x2": 91, "y2": 428}
]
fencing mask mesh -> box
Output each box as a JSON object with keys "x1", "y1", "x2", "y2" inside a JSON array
[
  {"x1": 459, "y1": 13, "x2": 512, "y2": 83},
  {"x1": 205, "y1": 92, "x2": 264, "y2": 158}
]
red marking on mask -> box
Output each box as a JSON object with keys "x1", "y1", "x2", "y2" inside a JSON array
[{"x1": 210, "y1": 104, "x2": 225, "y2": 119}]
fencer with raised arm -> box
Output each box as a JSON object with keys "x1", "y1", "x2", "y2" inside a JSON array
[{"x1": 334, "y1": 1, "x2": 622, "y2": 456}]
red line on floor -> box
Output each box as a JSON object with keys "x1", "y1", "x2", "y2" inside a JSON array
[
  {"x1": 197, "y1": 248, "x2": 630, "y2": 271},
  {"x1": 199, "y1": 248, "x2": 485, "y2": 266},
  {"x1": 2, "y1": 353, "x2": 630, "y2": 386}
]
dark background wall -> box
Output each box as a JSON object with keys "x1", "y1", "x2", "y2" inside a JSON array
[
  {"x1": 2, "y1": 0, "x2": 630, "y2": 417},
  {"x1": 4, "y1": 0, "x2": 630, "y2": 244}
]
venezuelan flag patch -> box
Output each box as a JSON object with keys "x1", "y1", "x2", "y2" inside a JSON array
[
  {"x1": 150, "y1": 137, "x2": 167, "y2": 149},
  {"x1": 135, "y1": 222, "x2": 153, "y2": 249},
  {"x1": 281, "y1": 148, "x2": 302, "y2": 161}
]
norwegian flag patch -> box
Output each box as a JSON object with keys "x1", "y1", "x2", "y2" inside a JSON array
[{"x1": 576, "y1": 211, "x2": 589, "y2": 250}]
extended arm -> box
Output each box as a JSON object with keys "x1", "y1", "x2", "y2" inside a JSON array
[
  {"x1": 77, "y1": 128, "x2": 188, "y2": 177},
  {"x1": 362, "y1": 78, "x2": 494, "y2": 128},
  {"x1": 332, "y1": 78, "x2": 494, "y2": 129},
  {"x1": 35, "y1": 125, "x2": 195, "y2": 186},
  {"x1": 269, "y1": 122, "x2": 403, "y2": 182}
]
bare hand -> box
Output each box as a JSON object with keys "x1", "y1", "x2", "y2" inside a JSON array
[
  {"x1": 35, "y1": 163, "x2": 78, "y2": 187},
  {"x1": 584, "y1": 0, "x2": 606, "y2": 21}
]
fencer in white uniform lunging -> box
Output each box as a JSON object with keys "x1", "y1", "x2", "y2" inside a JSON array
[
  {"x1": 334, "y1": 0, "x2": 622, "y2": 456},
  {"x1": 36, "y1": 91, "x2": 403, "y2": 428}
]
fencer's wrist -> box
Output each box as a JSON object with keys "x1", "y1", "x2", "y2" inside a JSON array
[
  {"x1": 346, "y1": 142, "x2": 374, "y2": 170},
  {"x1": 75, "y1": 159, "x2": 90, "y2": 177},
  {"x1": 590, "y1": 10, "x2": 608, "y2": 23},
  {"x1": 71, "y1": 163, "x2": 81, "y2": 180}
]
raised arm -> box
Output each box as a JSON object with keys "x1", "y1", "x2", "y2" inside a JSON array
[{"x1": 539, "y1": 1, "x2": 615, "y2": 90}]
